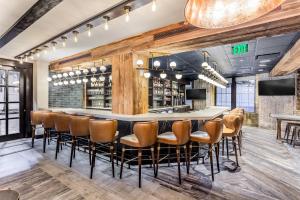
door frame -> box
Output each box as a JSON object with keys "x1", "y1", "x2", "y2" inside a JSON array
[{"x1": 0, "y1": 58, "x2": 33, "y2": 142}]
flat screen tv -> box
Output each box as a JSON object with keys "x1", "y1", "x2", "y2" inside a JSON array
[
  {"x1": 258, "y1": 78, "x2": 295, "y2": 96},
  {"x1": 186, "y1": 89, "x2": 206, "y2": 100}
]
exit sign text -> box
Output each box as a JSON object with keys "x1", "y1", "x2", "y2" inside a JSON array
[{"x1": 232, "y1": 43, "x2": 248, "y2": 55}]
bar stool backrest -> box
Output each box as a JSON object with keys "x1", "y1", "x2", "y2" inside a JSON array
[
  {"x1": 54, "y1": 113, "x2": 71, "y2": 133},
  {"x1": 223, "y1": 115, "x2": 240, "y2": 135},
  {"x1": 204, "y1": 118, "x2": 223, "y2": 144},
  {"x1": 172, "y1": 120, "x2": 191, "y2": 145},
  {"x1": 89, "y1": 119, "x2": 118, "y2": 143},
  {"x1": 134, "y1": 121, "x2": 157, "y2": 148},
  {"x1": 69, "y1": 116, "x2": 90, "y2": 137},
  {"x1": 31, "y1": 110, "x2": 48, "y2": 125},
  {"x1": 42, "y1": 112, "x2": 57, "y2": 129}
]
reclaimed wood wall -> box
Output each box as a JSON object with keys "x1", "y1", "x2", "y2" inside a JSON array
[{"x1": 193, "y1": 80, "x2": 215, "y2": 110}]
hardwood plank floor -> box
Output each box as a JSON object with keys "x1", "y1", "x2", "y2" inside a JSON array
[{"x1": 0, "y1": 126, "x2": 299, "y2": 200}]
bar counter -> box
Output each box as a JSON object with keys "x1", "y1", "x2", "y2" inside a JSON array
[{"x1": 49, "y1": 106, "x2": 229, "y2": 121}]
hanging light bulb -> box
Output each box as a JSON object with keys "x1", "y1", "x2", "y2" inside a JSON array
[
  {"x1": 51, "y1": 41, "x2": 57, "y2": 51},
  {"x1": 57, "y1": 74, "x2": 62, "y2": 78},
  {"x1": 169, "y1": 61, "x2": 177, "y2": 70},
  {"x1": 87, "y1": 24, "x2": 93, "y2": 37},
  {"x1": 19, "y1": 57, "x2": 23, "y2": 64},
  {"x1": 58, "y1": 81, "x2": 63, "y2": 86},
  {"x1": 63, "y1": 73, "x2": 68, "y2": 78},
  {"x1": 63, "y1": 80, "x2": 69, "y2": 85},
  {"x1": 53, "y1": 82, "x2": 58, "y2": 86},
  {"x1": 61, "y1": 36, "x2": 67, "y2": 47},
  {"x1": 73, "y1": 31, "x2": 79, "y2": 43},
  {"x1": 47, "y1": 77, "x2": 52, "y2": 82},
  {"x1": 69, "y1": 71, "x2": 75, "y2": 76},
  {"x1": 160, "y1": 71, "x2": 167, "y2": 79},
  {"x1": 83, "y1": 77, "x2": 88, "y2": 83},
  {"x1": 103, "y1": 16, "x2": 110, "y2": 30},
  {"x1": 99, "y1": 75, "x2": 106, "y2": 82},
  {"x1": 152, "y1": 0, "x2": 157, "y2": 12},
  {"x1": 153, "y1": 60, "x2": 160, "y2": 69},
  {"x1": 76, "y1": 79, "x2": 82, "y2": 84},
  {"x1": 70, "y1": 79, "x2": 76, "y2": 85},
  {"x1": 144, "y1": 71, "x2": 151, "y2": 78},
  {"x1": 52, "y1": 74, "x2": 58, "y2": 79},
  {"x1": 30, "y1": 54, "x2": 34, "y2": 60},
  {"x1": 124, "y1": 6, "x2": 131, "y2": 22},
  {"x1": 35, "y1": 49, "x2": 40, "y2": 58},
  {"x1": 43, "y1": 45, "x2": 48, "y2": 55},
  {"x1": 175, "y1": 73, "x2": 182, "y2": 80}
]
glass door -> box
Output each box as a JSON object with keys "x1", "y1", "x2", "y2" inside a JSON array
[{"x1": 0, "y1": 69, "x2": 21, "y2": 136}]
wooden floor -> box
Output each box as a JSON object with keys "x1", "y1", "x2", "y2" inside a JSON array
[{"x1": 0, "y1": 126, "x2": 300, "y2": 200}]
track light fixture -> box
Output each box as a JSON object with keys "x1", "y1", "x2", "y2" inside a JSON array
[
  {"x1": 124, "y1": 6, "x2": 131, "y2": 22},
  {"x1": 103, "y1": 16, "x2": 110, "y2": 30},
  {"x1": 73, "y1": 31, "x2": 79, "y2": 43},
  {"x1": 61, "y1": 36, "x2": 67, "y2": 47},
  {"x1": 87, "y1": 24, "x2": 93, "y2": 37}
]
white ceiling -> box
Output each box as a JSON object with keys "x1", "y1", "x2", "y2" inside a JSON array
[
  {"x1": 0, "y1": 0, "x2": 186, "y2": 62},
  {"x1": 0, "y1": 0, "x2": 38, "y2": 37}
]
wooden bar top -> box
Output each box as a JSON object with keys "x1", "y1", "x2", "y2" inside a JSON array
[{"x1": 49, "y1": 106, "x2": 229, "y2": 122}]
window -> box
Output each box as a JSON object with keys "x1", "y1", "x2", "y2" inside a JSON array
[
  {"x1": 216, "y1": 85, "x2": 231, "y2": 108},
  {"x1": 236, "y1": 78, "x2": 255, "y2": 112}
]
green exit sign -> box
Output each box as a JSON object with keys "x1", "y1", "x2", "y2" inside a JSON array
[{"x1": 232, "y1": 43, "x2": 248, "y2": 55}]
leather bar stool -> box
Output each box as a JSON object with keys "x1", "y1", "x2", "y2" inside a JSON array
[
  {"x1": 190, "y1": 118, "x2": 223, "y2": 181},
  {"x1": 156, "y1": 120, "x2": 191, "y2": 184},
  {"x1": 41, "y1": 112, "x2": 57, "y2": 153},
  {"x1": 120, "y1": 121, "x2": 158, "y2": 188},
  {"x1": 89, "y1": 119, "x2": 118, "y2": 179},
  {"x1": 31, "y1": 110, "x2": 49, "y2": 147},
  {"x1": 69, "y1": 115, "x2": 91, "y2": 168},
  {"x1": 222, "y1": 115, "x2": 241, "y2": 167},
  {"x1": 54, "y1": 113, "x2": 71, "y2": 159}
]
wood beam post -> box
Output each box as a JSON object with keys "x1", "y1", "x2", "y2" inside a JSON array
[{"x1": 112, "y1": 53, "x2": 148, "y2": 115}]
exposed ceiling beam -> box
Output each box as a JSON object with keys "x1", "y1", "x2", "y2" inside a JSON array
[
  {"x1": 50, "y1": 0, "x2": 300, "y2": 71},
  {"x1": 270, "y1": 38, "x2": 300, "y2": 76},
  {"x1": 0, "y1": 0, "x2": 63, "y2": 48}
]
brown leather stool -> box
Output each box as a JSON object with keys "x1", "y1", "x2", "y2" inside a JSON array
[
  {"x1": 41, "y1": 112, "x2": 57, "y2": 153},
  {"x1": 190, "y1": 118, "x2": 223, "y2": 181},
  {"x1": 89, "y1": 119, "x2": 118, "y2": 179},
  {"x1": 54, "y1": 113, "x2": 71, "y2": 159},
  {"x1": 120, "y1": 121, "x2": 158, "y2": 188},
  {"x1": 156, "y1": 120, "x2": 191, "y2": 184},
  {"x1": 222, "y1": 115, "x2": 241, "y2": 167},
  {"x1": 31, "y1": 110, "x2": 48, "y2": 147},
  {"x1": 69, "y1": 115, "x2": 91, "y2": 168}
]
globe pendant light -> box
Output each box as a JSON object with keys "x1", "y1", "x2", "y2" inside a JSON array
[
  {"x1": 169, "y1": 61, "x2": 177, "y2": 70},
  {"x1": 175, "y1": 73, "x2": 182, "y2": 80},
  {"x1": 185, "y1": 0, "x2": 285, "y2": 29},
  {"x1": 99, "y1": 75, "x2": 106, "y2": 82},
  {"x1": 153, "y1": 60, "x2": 160, "y2": 69},
  {"x1": 144, "y1": 71, "x2": 151, "y2": 78},
  {"x1": 160, "y1": 71, "x2": 167, "y2": 79}
]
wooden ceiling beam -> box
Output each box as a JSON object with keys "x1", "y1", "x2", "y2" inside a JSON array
[
  {"x1": 50, "y1": 0, "x2": 300, "y2": 71},
  {"x1": 270, "y1": 38, "x2": 300, "y2": 76}
]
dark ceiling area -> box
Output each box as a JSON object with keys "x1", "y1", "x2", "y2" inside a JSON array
[{"x1": 150, "y1": 31, "x2": 300, "y2": 80}]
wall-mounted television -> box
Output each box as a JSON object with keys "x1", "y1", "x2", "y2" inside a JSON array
[
  {"x1": 258, "y1": 78, "x2": 295, "y2": 96},
  {"x1": 186, "y1": 89, "x2": 206, "y2": 100}
]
